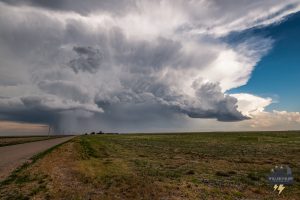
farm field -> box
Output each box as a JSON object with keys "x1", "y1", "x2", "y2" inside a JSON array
[{"x1": 0, "y1": 132, "x2": 299, "y2": 199}]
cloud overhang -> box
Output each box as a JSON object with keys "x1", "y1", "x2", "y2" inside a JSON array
[{"x1": 0, "y1": 0, "x2": 300, "y2": 133}]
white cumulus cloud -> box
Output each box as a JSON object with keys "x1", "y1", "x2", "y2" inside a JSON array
[{"x1": 0, "y1": 0, "x2": 299, "y2": 133}]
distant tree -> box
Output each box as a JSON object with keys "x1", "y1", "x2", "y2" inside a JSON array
[
  {"x1": 90, "y1": 132, "x2": 95, "y2": 135},
  {"x1": 97, "y1": 131, "x2": 104, "y2": 134},
  {"x1": 84, "y1": 133, "x2": 88, "y2": 135}
]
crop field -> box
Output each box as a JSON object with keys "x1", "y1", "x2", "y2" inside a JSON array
[{"x1": 0, "y1": 132, "x2": 299, "y2": 199}]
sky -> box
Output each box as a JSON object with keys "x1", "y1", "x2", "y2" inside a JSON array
[
  {"x1": 0, "y1": 0, "x2": 300, "y2": 135},
  {"x1": 229, "y1": 11, "x2": 300, "y2": 112}
]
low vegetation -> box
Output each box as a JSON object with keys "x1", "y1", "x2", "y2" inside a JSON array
[{"x1": 0, "y1": 132, "x2": 299, "y2": 199}]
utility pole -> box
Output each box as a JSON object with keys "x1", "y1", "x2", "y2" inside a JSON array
[{"x1": 48, "y1": 125, "x2": 51, "y2": 137}]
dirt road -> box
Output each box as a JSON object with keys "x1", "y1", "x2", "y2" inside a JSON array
[{"x1": 0, "y1": 136, "x2": 75, "y2": 181}]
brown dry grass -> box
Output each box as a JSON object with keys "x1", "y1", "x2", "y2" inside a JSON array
[{"x1": 0, "y1": 132, "x2": 299, "y2": 199}]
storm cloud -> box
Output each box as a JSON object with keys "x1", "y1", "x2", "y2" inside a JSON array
[{"x1": 0, "y1": 0, "x2": 299, "y2": 133}]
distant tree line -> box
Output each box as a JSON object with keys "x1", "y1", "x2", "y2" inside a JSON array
[{"x1": 84, "y1": 131, "x2": 119, "y2": 135}]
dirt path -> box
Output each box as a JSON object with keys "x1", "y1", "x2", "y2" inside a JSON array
[{"x1": 0, "y1": 136, "x2": 75, "y2": 181}]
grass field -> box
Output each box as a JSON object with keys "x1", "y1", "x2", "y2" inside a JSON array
[
  {"x1": 0, "y1": 132, "x2": 299, "y2": 199},
  {"x1": 0, "y1": 136, "x2": 69, "y2": 147}
]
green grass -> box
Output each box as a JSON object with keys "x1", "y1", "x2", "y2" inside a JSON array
[
  {"x1": 72, "y1": 132, "x2": 300, "y2": 199},
  {"x1": 0, "y1": 139, "x2": 71, "y2": 186},
  {"x1": 0, "y1": 138, "x2": 75, "y2": 200},
  {"x1": 1, "y1": 132, "x2": 299, "y2": 199}
]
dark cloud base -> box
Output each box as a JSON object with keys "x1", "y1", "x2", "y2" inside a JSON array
[{"x1": 1, "y1": 0, "x2": 297, "y2": 133}]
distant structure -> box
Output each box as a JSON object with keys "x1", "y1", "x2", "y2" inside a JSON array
[
  {"x1": 85, "y1": 130, "x2": 119, "y2": 135},
  {"x1": 97, "y1": 131, "x2": 104, "y2": 134}
]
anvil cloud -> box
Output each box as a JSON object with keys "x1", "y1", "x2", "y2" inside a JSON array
[{"x1": 0, "y1": 0, "x2": 300, "y2": 133}]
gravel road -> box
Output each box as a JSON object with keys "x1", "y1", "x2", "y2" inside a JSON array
[{"x1": 0, "y1": 136, "x2": 75, "y2": 181}]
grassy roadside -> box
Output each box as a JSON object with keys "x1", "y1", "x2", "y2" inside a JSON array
[
  {"x1": 0, "y1": 138, "x2": 75, "y2": 199},
  {"x1": 0, "y1": 132, "x2": 299, "y2": 199},
  {"x1": 0, "y1": 136, "x2": 69, "y2": 147}
]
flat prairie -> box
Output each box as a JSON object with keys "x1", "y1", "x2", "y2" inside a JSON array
[{"x1": 0, "y1": 132, "x2": 299, "y2": 199}]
